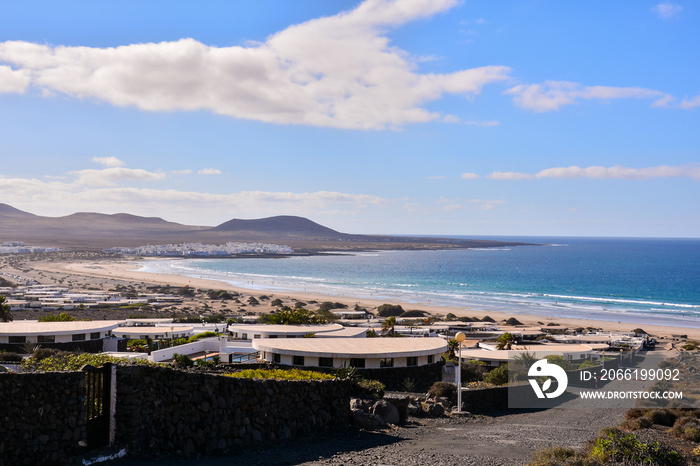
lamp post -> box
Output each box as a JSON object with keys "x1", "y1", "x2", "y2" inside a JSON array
[
  {"x1": 455, "y1": 332, "x2": 466, "y2": 413},
  {"x1": 619, "y1": 348, "x2": 624, "y2": 368}
]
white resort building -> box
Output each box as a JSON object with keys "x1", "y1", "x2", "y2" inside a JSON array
[
  {"x1": 254, "y1": 337, "x2": 447, "y2": 369},
  {"x1": 0, "y1": 320, "x2": 123, "y2": 351},
  {"x1": 228, "y1": 323, "x2": 366, "y2": 340}
]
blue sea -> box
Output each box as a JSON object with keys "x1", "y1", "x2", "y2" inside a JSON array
[{"x1": 137, "y1": 237, "x2": 700, "y2": 329}]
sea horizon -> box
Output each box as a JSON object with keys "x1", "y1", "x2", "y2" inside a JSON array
[{"x1": 136, "y1": 236, "x2": 700, "y2": 330}]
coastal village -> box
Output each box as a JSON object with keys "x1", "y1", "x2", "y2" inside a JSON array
[{"x1": 1, "y1": 249, "x2": 699, "y2": 465}]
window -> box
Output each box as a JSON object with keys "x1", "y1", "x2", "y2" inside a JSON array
[
  {"x1": 287, "y1": 335, "x2": 296, "y2": 339},
  {"x1": 38, "y1": 335, "x2": 55, "y2": 343},
  {"x1": 407, "y1": 357, "x2": 418, "y2": 367},
  {"x1": 349, "y1": 358, "x2": 365, "y2": 368},
  {"x1": 241, "y1": 333, "x2": 248, "y2": 340},
  {"x1": 8, "y1": 336, "x2": 25, "y2": 344},
  {"x1": 269, "y1": 334, "x2": 278, "y2": 338},
  {"x1": 273, "y1": 353, "x2": 281, "y2": 363},
  {"x1": 72, "y1": 334, "x2": 86, "y2": 342},
  {"x1": 319, "y1": 357, "x2": 333, "y2": 367},
  {"x1": 253, "y1": 334, "x2": 261, "y2": 339},
  {"x1": 427, "y1": 355, "x2": 434, "y2": 364},
  {"x1": 379, "y1": 358, "x2": 394, "y2": 368},
  {"x1": 90, "y1": 332, "x2": 100, "y2": 340},
  {"x1": 293, "y1": 355, "x2": 305, "y2": 366}
]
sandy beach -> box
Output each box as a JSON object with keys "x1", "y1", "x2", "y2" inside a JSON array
[{"x1": 4, "y1": 253, "x2": 699, "y2": 341}]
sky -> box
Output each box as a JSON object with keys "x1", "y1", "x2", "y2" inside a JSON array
[{"x1": 0, "y1": 0, "x2": 698, "y2": 237}]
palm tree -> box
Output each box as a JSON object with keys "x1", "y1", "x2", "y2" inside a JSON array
[
  {"x1": 381, "y1": 316, "x2": 397, "y2": 337},
  {"x1": 446, "y1": 338, "x2": 459, "y2": 360},
  {"x1": 496, "y1": 331, "x2": 516, "y2": 350},
  {"x1": 0, "y1": 295, "x2": 12, "y2": 322}
]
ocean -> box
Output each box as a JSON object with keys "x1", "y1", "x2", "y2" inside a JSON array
[{"x1": 137, "y1": 237, "x2": 700, "y2": 329}]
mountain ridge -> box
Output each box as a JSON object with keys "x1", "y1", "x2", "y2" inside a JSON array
[{"x1": 0, "y1": 203, "x2": 531, "y2": 250}]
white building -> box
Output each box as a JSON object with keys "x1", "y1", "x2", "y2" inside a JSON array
[
  {"x1": 228, "y1": 323, "x2": 366, "y2": 339},
  {"x1": 254, "y1": 337, "x2": 447, "y2": 369},
  {"x1": 0, "y1": 320, "x2": 122, "y2": 345}
]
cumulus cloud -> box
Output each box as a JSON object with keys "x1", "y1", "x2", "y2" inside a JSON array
[
  {"x1": 504, "y1": 80, "x2": 670, "y2": 112},
  {"x1": 651, "y1": 3, "x2": 682, "y2": 18},
  {"x1": 198, "y1": 168, "x2": 222, "y2": 175},
  {"x1": 488, "y1": 164, "x2": 700, "y2": 180},
  {"x1": 0, "y1": 0, "x2": 510, "y2": 130},
  {"x1": 460, "y1": 172, "x2": 480, "y2": 179},
  {"x1": 92, "y1": 156, "x2": 125, "y2": 167},
  {"x1": 0, "y1": 65, "x2": 30, "y2": 93}
]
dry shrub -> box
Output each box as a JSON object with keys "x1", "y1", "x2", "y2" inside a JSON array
[
  {"x1": 625, "y1": 407, "x2": 646, "y2": 419},
  {"x1": 669, "y1": 417, "x2": 700, "y2": 442},
  {"x1": 620, "y1": 416, "x2": 652, "y2": 431},
  {"x1": 645, "y1": 408, "x2": 677, "y2": 427}
]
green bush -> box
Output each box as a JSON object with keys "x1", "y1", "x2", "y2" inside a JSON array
[
  {"x1": 22, "y1": 352, "x2": 159, "y2": 372},
  {"x1": 39, "y1": 312, "x2": 78, "y2": 322},
  {"x1": 355, "y1": 378, "x2": 385, "y2": 398},
  {"x1": 483, "y1": 364, "x2": 509, "y2": 386},
  {"x1": 187, "y1": 331, "x2": 219, "y2": 343},
  {"x1": 225, "y1": 368, "x2": 333, "y2": 380},
  {"x1": 172, "y1": 353, "x2": 194, "y2": 368},
  {"x1": 590, "y1": 430, "x2": 684, "y2": 465},
  {"x1": 528, "y1": 446, "x2": 584, "y2": 466}
]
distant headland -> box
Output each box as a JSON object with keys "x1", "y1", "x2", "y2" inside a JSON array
[{"x1": 0, "y1": 203, "x2": 533, "y2": 252}]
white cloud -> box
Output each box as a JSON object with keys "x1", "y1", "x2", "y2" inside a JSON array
[
  {"x1": 92, "y1": 156, "x2": 125, "y2": 167},
  {"x1": 463, "y1": 119, "x2": 499, "y2": 127},
  {"x1": 488, "y1": 164, "x2": 700, "y2": 180},
  {"x1": 678, "y1": 95, "x2": 700, "y2": 109},
  {"x1": 488, "y1": 171, "x2": 534, "y2": 180},
  {"x1": 437, "y1": 196, "x2": 503, "y2": 210},
  {"x1": 0, "y1": 65, "x2": 30, "y2": 93},
  {"x1": 0, "y1": 168, "x2": 391, "y2": 225},
  {"x1": 0, "y1": 0, "x2": 510, "y2": 130},
  {"x1": 465, "y1": 198, "x2": 505, "y2": 210},
  {"x1": 651, "y1": 3, "x2": 682, "y2": 18},
  {"x1": 198, "y1": 168, "x2": 222, "y2": 175},
  {"x1": 504, "y1": 80, "x2": 670, "y2": 112},
  {"x1": 69, "y1": 167, "x2": 167, "y2": 186},
  {"x1": 460, "y1": 172, "x2": 480, "y2": 179}
]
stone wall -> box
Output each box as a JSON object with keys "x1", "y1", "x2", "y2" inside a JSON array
[
  {"x1": 355, "y1": 362, "x2": 444, "y2": 391},
  {"x1": 115, "y1": 365, "x2": 352, "y2": 456},
  {"x1": 0, "y1": 372, "x2": 87, "y2": 466}
]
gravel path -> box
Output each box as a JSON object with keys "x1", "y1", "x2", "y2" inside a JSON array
[{"x1": 112, "y1": 406, "x2": 628, "y2": 466}]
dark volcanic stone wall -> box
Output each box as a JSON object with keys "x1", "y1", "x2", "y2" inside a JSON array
[
  {"x1": 115, "y1": 365, "x2": 351, "y2": 456},
  {"x1": 0, "y1": 372, "x2": 87, "y2": 466}
]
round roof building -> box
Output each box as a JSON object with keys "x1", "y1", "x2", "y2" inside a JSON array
[{"x1": 253, "y1": 337, "x2": 447, "y2": 369}]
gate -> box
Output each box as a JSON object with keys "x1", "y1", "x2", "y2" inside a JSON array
[{"x1": 82, "y1": 363, "x2": 113, "y2": 449}]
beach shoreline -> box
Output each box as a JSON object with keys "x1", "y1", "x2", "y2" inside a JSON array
[{"x1": 9, "y1": 254, "x2": 699, "y2": 341}]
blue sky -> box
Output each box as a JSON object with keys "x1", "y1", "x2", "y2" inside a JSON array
[{"x1": 0, "y1": 0, "x2": 698, "y2": 237}]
